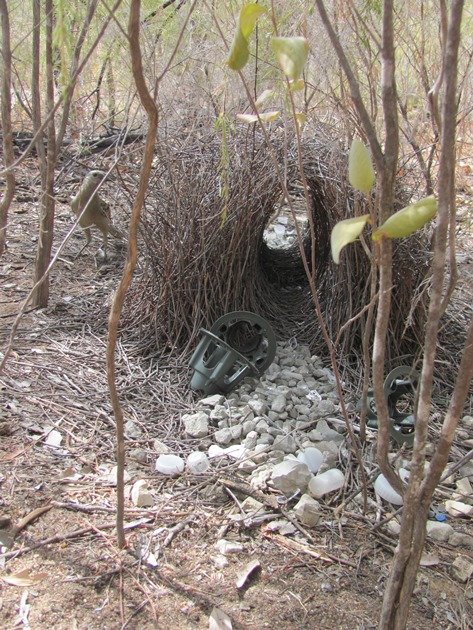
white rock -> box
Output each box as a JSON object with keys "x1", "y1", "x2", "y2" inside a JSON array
[
  {"x1": 216, "y1": 539, "x2": 244, "y2": 555},
  {"x1": 297, "y1": 447, "x2": 323, "y2": 473},
  {"x1": 426, "y1": 520, "x2": 454, "y2": 542},
  {"x1": 293, "y1": 494, "x2": 321, "y2": 526},
  {"x1": 208, "y1": 444, "x2": 225, "y2": 459},
  {"x1": 131, "y1": 480, "x2": 154, "y2": 507},
  {"x1": 155, "y1": 454, "x2": 185, "y2": 475},
  {"x1": 224, "y1": 444, "x2": 247, "y2": 460},
  {"x1": 186, "y1": 451, "x2": 210, "y2": 474},
  {"x1": 445, "y1": 500, "x2": 473, "y2": 518},
  {"x1": 182, "y1": 412, "x2": 209, "y2": 438},
  {"x1": 271, "y1": 459, "x2": 312, "y2": 495},
  {"x1": 308, "y1": 468, "x2": 344, "y2": 498}
]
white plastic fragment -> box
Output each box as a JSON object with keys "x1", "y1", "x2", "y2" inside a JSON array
[
  {"x1": 373, "y1": 469, "x2": 409, "y2": 505},
  {"x1": 45, "y1": 429, "x2": 63, "y2": 447},
  {"x1": 297, "y1": 447, "x2": 323, "y2": 473},
  {"x1": 308, "y1": 468, "x2": 344, "y2": 498},
  {"x1": 186, "y1": 451, "x2": 210, "y2": 474},
  {"x1": 155, "y1": 454, "x2": 185, "y2": 476}
]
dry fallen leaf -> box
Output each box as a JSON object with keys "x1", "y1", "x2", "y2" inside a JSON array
[{"x1": 1, "y1": 568, "x2": 48, "y2": 586}]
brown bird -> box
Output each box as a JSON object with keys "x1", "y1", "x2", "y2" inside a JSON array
[{"x1": 70, "y1": 170, "x2": 124, "y2": 260}]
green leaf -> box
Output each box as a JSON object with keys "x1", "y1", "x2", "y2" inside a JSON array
[
  {"x1": 227, "y1": 4, "x2": 266, "y2": 70},
  {"x1": 254, "y1": 89, "x2": 274, "y2": 109},
  {"x1": 271, "y1": 37, "x2": 309, "y2": 80},
  {"x1": 372, "y1": 196, "x2": 437, "y2": 241},
  {"x1": 236, "y1": 111, "x2": 280, "y2": 124},
  {"x1": 331, "y1": 215, "x2": 370, "y2": 264},
  {"x1": 349, "y1": 139, "x2": 375, "y2": 194}
]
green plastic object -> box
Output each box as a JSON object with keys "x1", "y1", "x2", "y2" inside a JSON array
[
  {"x1": 189, "y1": 311, "x2": 277, "y2": 395},
  {"x1": 364, "y1": 366, "x2": 419, "y2": 446}
]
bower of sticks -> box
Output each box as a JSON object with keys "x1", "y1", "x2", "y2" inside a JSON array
[{"x1": 124, "y1": 123, "x2": 458, "y2": 388}]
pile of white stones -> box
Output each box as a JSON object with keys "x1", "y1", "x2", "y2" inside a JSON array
[
  {"x1": 152, "y1": 342, "x2": 348, "y2": 526},
  {"x1": 149, "y1": 341, "x2": 473, "y2": 571}
]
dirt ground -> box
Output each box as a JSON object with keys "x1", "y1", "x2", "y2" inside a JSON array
[{"x1": 1, "y1": 164, "x2": 472, "y2": 629}]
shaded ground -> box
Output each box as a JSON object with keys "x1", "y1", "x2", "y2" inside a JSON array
[{"x1": 0, "y1": 166, "x2": 472, "y2": 629}]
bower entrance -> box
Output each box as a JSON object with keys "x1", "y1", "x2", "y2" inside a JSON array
[{"x1": 125, "y1": 126, "x2": 432, "y2": 380}]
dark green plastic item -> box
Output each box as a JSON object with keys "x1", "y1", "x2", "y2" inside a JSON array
[
  {"x1": 189, "y1": 311, "x2": 277, "y2": 395},
  {"x1": 364, "y1": 366, "x2": 419, "y2": 446}
]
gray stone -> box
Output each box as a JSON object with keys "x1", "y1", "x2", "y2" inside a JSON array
[
  {"x1": 316, "y1": 441, "x2": 340, "y2": 467},
  {"x1": 182, "y1": 412, "x2": 209, "y2": 438},
  {"x1": 210, "y1": 405, "x2": 229, "y2": 421},
  {"x1": 244, "y1": 431, "x2": 258, "y2": 449},
  {"x1": 448, "y1": 532, "x2": 473, "y2": 549},
  {"x1": 316, "y1": 399, "x2": 336, "y2": 415},
  {"x1": 271, "y1": 394, "x2": 287, "y2": 413},
  {"x1": 255, "y1": 418, "x2": 269, "y2": 433},
  {"x1": 129, "y1": 448, "x2": 148, "y2": 464},
  {"x1": 153, "y1": 439, "x2": 171, "y2": 454},
  {"x1": 293, "y1": 494, "x2": 321, "y2": 526},
  {"x1": 267, "y1": 411, "x2": 280, "y2": 422},
  {"x1": 230, "y1": 425, "x2": 242, "y2": 440},
  {"x1": 200, "y1": 394, "x2": 224, "y2": 407},
  {"x1": 273, "y1": 434, "x2": 297, "y2": 454},
  {"x1": 426, "y1": 521, "x2": 454, "y2": 542},
  {"x1": 271, "y1": 459, "x2": 312, "y2": 495},
  {"x1": 461, "y1": 415, "x2": 473, "y2": 428},
  {"x1": 214, "y1": 427, "x2": 233, "y2": 445},
  {"x1": 257, "y1": 433, "x2": 274, "y2": 445},
  {"x1": 451, "y1": 556, "x2": 473, "y2": 583},
  {"x1": 242, "y1": 419, "x2": 257, "y2": 436},
  {"x1": 309, "y1": 420, "x2": 344, "y2": 443},
  {"x1": 247, "y1": 399, "x2": 268, "y2": 415}
]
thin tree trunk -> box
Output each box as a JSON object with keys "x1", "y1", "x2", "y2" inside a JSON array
[
  {"x1": 32, "y1": 0, "x2": 57, "y2": 308},
  {"x1": 0, "y1": 0, "x2": 15, "y2": 256},
  {"x1": 379, "y1": 3, "x2": 466, "y2": 627},
  {"x1": 107, "y1": 0, "x2": 159, "y2": 548}
]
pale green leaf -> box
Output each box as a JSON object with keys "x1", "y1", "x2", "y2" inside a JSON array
[
  {"x1": 289, "y1": 79, "x2": 305, "y2": 91},
  {"x1": 239, "y1": 4, "x2": 266, "y2": 38},
  {"x1": 255, "y1": 89, "x2": 274, "y2": 109},
  {"x1": 372, "y1": 195, "x2": 437, "y2": 241},
  {"x1": 236, "y1": 111, "x2": 280, "y2": 124},
  {"x1": 227, "y1": 4, "x2": 266, "y2": 70},
  {"x1": 295, "y1": 112, "x2": 307, "y2": 129},
  {"x1": 349, "y1": 139, "x2": 375, "y2": 194},
  {"x1": 271, "y1": 37, "x2": 309, "y2": 80},
  {"x1": 331, "y1": 215, "x2": 370, "y2": 264}
]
